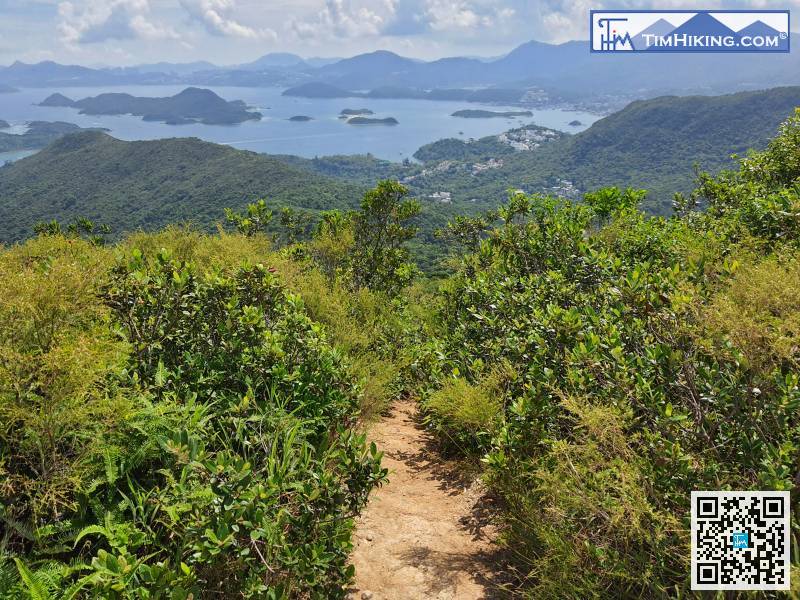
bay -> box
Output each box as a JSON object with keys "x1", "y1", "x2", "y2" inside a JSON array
[{"x1": 0, "y1": 85, "x2": 599, "y2": 161}]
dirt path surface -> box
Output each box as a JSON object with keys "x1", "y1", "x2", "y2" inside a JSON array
[{"x1": 349, "y1": 399, "x2": 502, "y2": 600}]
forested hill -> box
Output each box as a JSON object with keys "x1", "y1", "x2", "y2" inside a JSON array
[
  {"x1": 0, "y1": 131, "x2": 363, "y2": 242},
  {"x1": 561, "y1": 87, "x2": 800, "y2": 209},
  {"x1": 407, "y1": 86, "x2": 800, "y2": 214}
]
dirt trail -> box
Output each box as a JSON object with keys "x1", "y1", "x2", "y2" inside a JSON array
[{"x1": 349, "y1": 399, "x2": 502, "y2": 600}]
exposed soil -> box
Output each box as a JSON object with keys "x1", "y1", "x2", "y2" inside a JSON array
[{"x1": 349, "y1": 399, "x2": 505, "y2": 600}]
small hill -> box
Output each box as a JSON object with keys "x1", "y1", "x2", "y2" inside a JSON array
[
  {"x1": 314, "y1": 50, "x2": 418, "y2": 88},
  {"x1": 38, "y1": 93, "x2": 76, "y2": 107},
  {"x1": 240, "y1": 52, "x2": 307, "y2": 70},
  {"x1": 0, "y1": 120, "x2": 9, "y2": 129},
  {"x1": 0, "y1": 132, "x2": 363, "y2": 242}
]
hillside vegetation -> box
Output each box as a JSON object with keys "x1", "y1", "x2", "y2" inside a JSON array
[
  {"x1": 2, "y1": 104, "x2": 800, "y2": 597},
  {"x1": 0, "y1": 181, "x2": 428, "y2": 597},
  {"x1": 410, "y1": 87, "x2": 800, "y2": 213},
  {"x1": 0, "y1": 131, "x2": 363, "y2": 242}
]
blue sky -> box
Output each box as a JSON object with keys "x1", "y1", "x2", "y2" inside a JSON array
[{"x1": 1, "y1": 0, "x2": 797, "y2": 65}]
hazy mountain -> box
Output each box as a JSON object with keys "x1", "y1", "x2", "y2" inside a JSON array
[
  {"x1": 313, "y1": 50, "x2": 420, "y2": 88},
  {"x1": 2, "y1": 36, "x2": 800, "y2": 105},
  {"x1": 239, "y1": 53, "x2": 307, "y2": 70},
  {"x1": 305, "y1": 57, "x2": 343, "y2": 68},
  {"x1": 0, "y1": 60, "x2": 121, "y2": 87},
  {"x1": 131, "y1": 61, "x2": 218, "y2": 75}
]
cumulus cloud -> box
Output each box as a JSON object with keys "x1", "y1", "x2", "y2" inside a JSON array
[
  {"x1": 290, "y1": 0, "x2": 397, "y2": 40},
  {"x1": 58, "y1": 0, "x2": 179, "y2": 45},
  {"x1": 423, "y1": 0, "x2": 493, "y2": 31},
  {"x1": 290, "y1": 0, "x2": 515, "y2": 40},
  {"x1": 179, "y1": 0, "x2": 276, "y2": 40}
]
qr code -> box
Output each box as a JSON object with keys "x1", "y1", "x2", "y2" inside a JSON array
[{"x1": 691, "y1": 491, "x2": 790, "y2": 590}]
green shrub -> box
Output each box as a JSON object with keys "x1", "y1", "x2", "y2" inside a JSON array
[
  {"x1": 419, "y1": 115, "x2": 800, "y2": 598},
  {"x1": 1, "y1": 238, "x2": 386, "y2": 598}
]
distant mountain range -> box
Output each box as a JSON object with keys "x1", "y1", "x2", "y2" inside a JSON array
[{"x1": 2, "y1": 36, "x2": 799, "y2": 104}]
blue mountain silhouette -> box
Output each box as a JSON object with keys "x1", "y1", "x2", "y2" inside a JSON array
[
  {"x1": 737, "y1": 20, "x2": 788, "y2": 50},
  {"x1": 669, "y1": 12, "x2": 737, "y2": 38},
  {"x1": 737, "y1": 20, "x2": 780, "y2": 37},
  {"x1": 632, "y1": 18, "x2": 676, "y2": 50}
]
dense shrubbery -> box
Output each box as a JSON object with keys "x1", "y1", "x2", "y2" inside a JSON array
[
  {"x1": 0, "y1": 232, "x2": 388, "y2": 597},
  {"x1": 416, "y1": 110, "x2": 800, "y2": 597}
]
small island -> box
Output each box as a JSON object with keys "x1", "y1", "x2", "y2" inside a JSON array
[
  {"x1": 282, "y1": 82, "x2": 356, "y2": 98},
  {"x1": 0, "y1": 120, "x2": 9, "y2": 129},
  {"x1": 0, "y1": 84, "x2": 18, "y2": 94},
  {"x1": 569, "y1": 120, "x2": 584, "y2": 126},
  {"x1": 452, "y1": 109, "x2": 533, "y2": 119},
  {"x1": 346, "y1": 117, "x2": 398, "y2": 126},
  {"x1": 340, "y1": 108, "x2": 373, "y2": 116},
  {"x1": 39, "y1": 93, "x2": 77, "y2": 107},
  {"x1": 39, "y1": 87, "x2": 261, "y2": 125},
  {"x1": 289, "y1": 115, "x2": 314, "y2": 122}
]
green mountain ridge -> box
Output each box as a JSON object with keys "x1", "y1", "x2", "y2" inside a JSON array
[
  {"x1": 0, "y1": 131, "x2": 362, "y2": 242},
  {"x1": 406, "y1": 87, "x2": 800, "y2": 213}
]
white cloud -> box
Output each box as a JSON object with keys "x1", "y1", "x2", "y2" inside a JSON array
[
  {"x1": 290, "y1": 0, "x2": 396, "y2": 40},
  {"x1": 424, "y1": 0, "x2": 490, "y2": 31},
  {"x1": 399, "y1": 0, "x2": 516, "y2": 35},
  {"x1": 58, "y1": 0, "x2": 179, "y2": 45},
  {"x1": 179, "y1": 0, "x2": 277, "y2": 40}
]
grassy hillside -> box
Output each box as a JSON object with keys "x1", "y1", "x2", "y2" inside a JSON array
[{"x1": 0, "y1": 131, "x2": 364, "y2": 242}]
